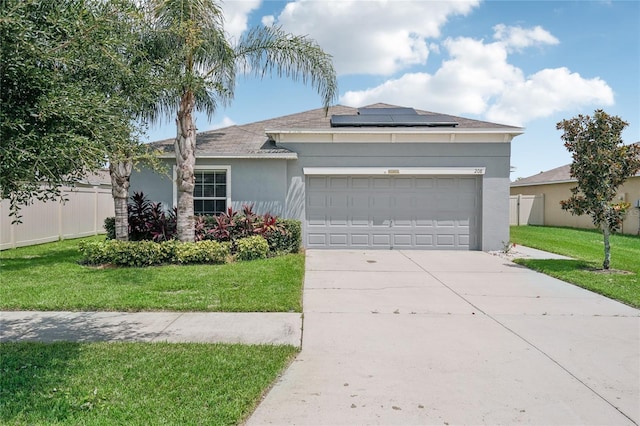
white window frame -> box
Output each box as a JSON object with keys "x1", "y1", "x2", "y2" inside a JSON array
[{"x1": 173, "y1": 165, "x2": 231, "y2": 214}]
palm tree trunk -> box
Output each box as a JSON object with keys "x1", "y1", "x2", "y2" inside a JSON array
[
  {"x1": 602, "y1": 224, "x2": 611, "y2": 270},
  {"x1": 175, "y1": 90, "x2": 197, "y2": 242},
  {"x1": 109, "y1": 160, "x2": 132, "y2": 241}
]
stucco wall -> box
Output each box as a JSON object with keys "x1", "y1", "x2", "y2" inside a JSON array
[
  {"x1": 130, "y1": 158, "x2": 289, "y2": 216},
  {"x1": 510, "y1": 176, "x2": 640, "y2": 235},
  {"x1": 280, "y1": 142, "x2": 512, "y2": 251}
]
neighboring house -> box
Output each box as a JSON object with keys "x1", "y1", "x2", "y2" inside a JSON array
[
  {"x1": 510, "y1": 158, "x2": 640, "y2": 235},
  {"x1": 131, "y1": 104, "x2": 523, "y2": 250}
]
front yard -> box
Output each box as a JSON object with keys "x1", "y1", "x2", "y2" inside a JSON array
[
  {"x1": 0, "y1": 236, "x2": 304, "y2": 312},
  {"x1": 0, "y1": 236, "x2": 305, "y2": 425},
  {"x1": 0, "y1": 342, "x2": 296, "y2": 425},
  {"x1": 510, "y1": 226, "x2": 640, "y2": 308}
]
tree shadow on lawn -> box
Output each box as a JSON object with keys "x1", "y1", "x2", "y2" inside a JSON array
[
  {"x1": 513, "y1": 258, "x2": 594, "y2": 274},
  {"x1": 0, "y1": 341, "x2": 88, "y2": 424},
  {"x1": 0, "y1": 248, "x2": 81, "y2": 272},
  {"x1": 0, "y1": 313, "x2": 176, "y2": 422}
]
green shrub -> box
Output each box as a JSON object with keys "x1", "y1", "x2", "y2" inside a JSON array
[
  {"x1": 174, "y1": 240, "x2": 230, "y2": 264},
  {"x1": 79, "y1": 240, "x2": 229, "y2": 267},
  {"x1": 235, "y1": 236, "x2": 269, "y2": 261},
  {"x1": 104, "y1": 217, "x2": 116, "y2": 240},
  {"x1": 264, "y1": 219, "x2": 301, "y2": 254}
]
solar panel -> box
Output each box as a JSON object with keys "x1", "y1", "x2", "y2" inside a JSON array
[{"x1": 330, "y1": 113, "x2": 458, "y2": 127}]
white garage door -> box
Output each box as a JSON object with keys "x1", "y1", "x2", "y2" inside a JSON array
[{"x1": 305, "y1": 175, "x2": 481, "y2": 249}]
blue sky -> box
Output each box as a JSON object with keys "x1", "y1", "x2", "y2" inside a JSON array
[{"x1": 146, "y1": 0, "x2": 639, "y2": 180}]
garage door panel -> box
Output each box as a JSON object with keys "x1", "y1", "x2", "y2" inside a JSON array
[
  {"x1": 329, "y1": 177, "x2": 348, "y2": 189},
  {"x1": 415, "y1": 234, "x2": 435, "y2": 246},
  {"x1": 308, "y1": 177, "x2": 326, "y2": 189},
  {"x1": 394, "y1": 178, "x2": 413, "y2": 189},
  {"x1": 329, "y1": 217, "x2": 347, "y2": 226},
  {"x1": 436, "y1": 178, "x2": 456, "y2": 189},
  {"x1": 305, "y1": 175, "x2": 480, "y2": 249},
  {"x1": 393, "y1": 234, "x2": 413, "y2": 246},
  {"x1": 308, "y1": 214, "x2": 327, "y2": 226},
  {"x1": 350, "y1": 194, "x2": 370, "y2": 208},
  {"x1": 351, "y1": 217, "x2": 369, "y2": 226},
  {"x1": 351, "y1": 177, "x2": 370, "y2": 189},
  {"x1": 437, "y1": 234, "x2": 455, "y2": 246},
  {"x1": 372, "y1": 216, "x2": 391, "y2": 227},
  {"x1": 416, "y1": 178, "x2": 435, "y2": 188},
  {"x1": 415, "y1": 219, "x2": 435, "y2": 227},
  {"x1": 329, "y1": 194, "x2": 347, "y2": 208},
  {"x1": 393, "y1": 218, "x2": 413, "y2": 227},
  {"x1": 308, "y1": 233, "x2": 327, "y2": 246},
  {"x1": 308, "y1": 194, "x2": 326, "y2": 208},
  {"x1": 329, "y1": 234, "x2": 348, "y2": 246},
  {"x1": 372, "y1": 234, "x2": 391, "y2": 246},
  {"x1": 459, "y1": 177, "x2": 478, "y2": 191},
  {"x1": 373, "y1": 178, "x2": 391, "y2": 189},
  {"x1": 350, "y1": 234, "x2": 370, "y2": 245}
]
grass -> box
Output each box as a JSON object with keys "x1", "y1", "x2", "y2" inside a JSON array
[
  {"x1": 0, "y1": 237, "x2": 305, "y2": 312},
  {"x1": 510, "y1": 226, "x2": 640, "y2": 308},
  {"x1": 0, "y1": 341, "x2": 297, "y2": 425}
]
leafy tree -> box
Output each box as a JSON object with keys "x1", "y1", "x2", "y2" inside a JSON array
[
  {"x1": 558, "y1": 110, "x2": 640, "y2": 269},
  {"x1": 1, "y1": 0, "x2": 161, "y2": 239},
  {"x1": 146, "y1": 0, "x2": 338, "y2": 242}
]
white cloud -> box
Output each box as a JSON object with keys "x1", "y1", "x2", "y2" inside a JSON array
[
  {"x1": 340, "y1": 30, "x2": 613, "y2": 126},
  {"x1": 493, "y1": 24, "x2": 559, "y2": 51},
  {"x1": 266, "y1": 0, "x2": 480, "y2": 75},
  {"x1": 207, "y1": 116, "x2": 236, "y2": 130},
  {"x1": 486, "y1": 68, "x2": 614, "y2": 125},
  {"x1": 221, "y1": 0, "x2": 262, "y2": 42},
  {"x1": 261, "y1": 14, "x2": 275, "y2": 27}
]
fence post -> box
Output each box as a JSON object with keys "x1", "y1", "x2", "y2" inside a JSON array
[
  {"x1": 517, "y1": 194, "x2": 521, "y2": 226},
  {"x1": 94, "y1": 186, "x2": 99, "y2": 235},
  {"x1": 58, "y1": 197, "x2": 63, "y2": 241}
]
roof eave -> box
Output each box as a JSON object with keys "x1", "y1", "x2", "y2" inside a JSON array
[
  {"x1": 157, "y1": 153, "x2": 298, "y2": 160},
  {"x1": 267, "y1": 127, "x2": 524, "y2": 144}
]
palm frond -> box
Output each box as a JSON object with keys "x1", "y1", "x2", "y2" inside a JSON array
[{"x1": 235, "y1": 25, "x2": 338, "y2": 113}]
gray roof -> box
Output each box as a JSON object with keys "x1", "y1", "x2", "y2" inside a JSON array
[
  {"x1": 151, "y1": 103, "x2": 522, "y2": 157},
  {"x1": 511, "y1": 164, "x2": 574, "y2": 187},
  {"x1": 512, "y1": 142, "x2": 640, "y2": 187}
]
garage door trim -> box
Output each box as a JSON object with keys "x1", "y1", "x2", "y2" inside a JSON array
[{"x1": 303, "y1": 167, "x2": 485, "y2": 176}]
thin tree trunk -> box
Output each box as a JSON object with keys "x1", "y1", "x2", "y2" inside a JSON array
[
  {"x1": 109, "y1": 160, "x2": 132, "y2": 241},
  {"x1": 602, "y1": 225, "x2": 611, "y2": 270},
  {"x1": 175, "y1": 90, "x2": 197, "y2": 242}
]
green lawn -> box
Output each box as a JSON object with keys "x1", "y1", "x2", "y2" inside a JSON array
[
  {"x1": 0, "y1": 237, "x2": 305, "y2": 312},
  {"x1": 510, "y1": 226, "x2": 640, "y2": 308},
  {"x1": 0, "y1": 342, "x2": 297, "y2": 425}
]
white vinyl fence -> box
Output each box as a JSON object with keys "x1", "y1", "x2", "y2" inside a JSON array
[
  {"x1": 509, "y1": 194, "x2": 544, "y2": 226},
  {"x1": 0, "y1": 186, "x2": 114, "y2": 250}
]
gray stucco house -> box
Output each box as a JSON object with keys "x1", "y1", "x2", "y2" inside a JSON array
[{"x1": 131, "y1": 103, "x2": 523, "y2": 250}]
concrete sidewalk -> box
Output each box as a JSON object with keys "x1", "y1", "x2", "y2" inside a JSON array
[
  {"x1": 0, "y1": 311, "x2": 302, "y2": 346},
  {"x1": 247, "y1": 250, "x2": 640, "y2": 426}
]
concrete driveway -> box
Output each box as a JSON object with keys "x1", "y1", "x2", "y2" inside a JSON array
[{"x1": 247, "y1": 250, "x2": 639, "y2": 426}]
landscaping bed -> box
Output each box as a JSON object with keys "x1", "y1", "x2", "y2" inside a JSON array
[{"x1": 510, "y1": 226, "x2": 640, "y2": 308}]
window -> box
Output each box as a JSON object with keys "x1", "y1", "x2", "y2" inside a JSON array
[{"x1": 193, "y1": 169, "x2": 228, "y2": 215}]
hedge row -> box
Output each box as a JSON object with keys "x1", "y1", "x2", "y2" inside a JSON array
[{"x1": 82, "y1": 219, "x2": 301, "y2": 267}]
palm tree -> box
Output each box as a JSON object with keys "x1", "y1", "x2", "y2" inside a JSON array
[{"x1": 146, "y1": 0, "x2": 337, "y2": 242}]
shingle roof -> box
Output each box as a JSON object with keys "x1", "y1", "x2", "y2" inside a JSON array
[
  {"x1": 511, "y1": 142, "x2": 640, "y2": 187},
  {"x1": 151, "y1": 103, "x2": 522, "y2": 157},
  {"x1": 511, "y1": 164, "x2": 574, "y2": 186}
]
